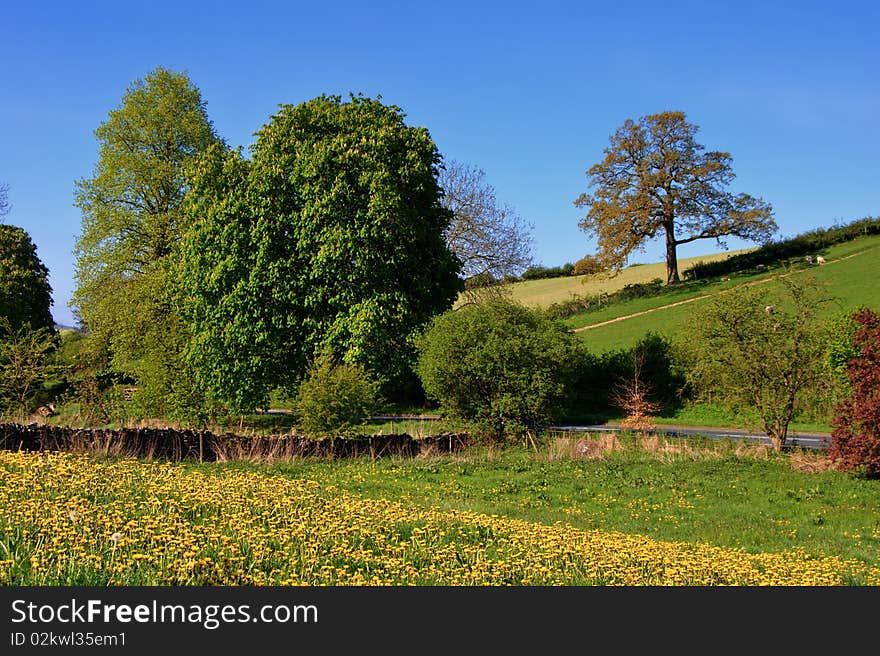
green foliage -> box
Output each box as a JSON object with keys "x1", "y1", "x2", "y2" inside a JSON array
[
  {"x1": 520, "y1": 262, "x2": 575, "y2": 280},
  {"x1": 829, "y1": 308, "x2": 880, "y2": 477},
  {"x1": 686, "y1": 278, "x2": 832, "y2": 450},
  {"x1": 575, "y1": 110, "x2": 776, "y2": 284},
  {"x1": 0, "y1": 224, "x2": 54, "y2": 333},
  {"x1": 293, "y1": 353, "x2": 381, "y2": 439},
  {"x1": 824, "y1": 307, "x2": 865, "y2": 403},
  {"x1": 177, "y1": 94, "x2": 462, "y2": 413},
  {"x1": 0, "y1": 318, "x2": 59, "y2": 419},
  {"x1": 544, "y1": 278, "x2": 666, "y2": 320},
  {"x1": 415, "y1": 300, "x2": 584, "y2": 438},
  {"x1": 72, "y1": 66, "x2": 220, "y2": 419},
  {"x1": 568, "y1": 332, "x2": 687, "y2": 423}
]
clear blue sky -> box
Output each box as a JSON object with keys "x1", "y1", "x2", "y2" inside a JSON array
[{"x1": 2, "y1": 0, "x2": 878, "y2": 327}]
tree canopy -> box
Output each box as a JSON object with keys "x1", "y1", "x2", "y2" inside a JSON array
[
  {"x1": 575, "y1": 111, "x2": 777, "y2": 284},
  {"x1": 0, "y1": 224, "x2": 54, "y2": 333},
  {"x1": 176, "y1": 94, "x2": 462, "y2": 413},
  {"x1": 71, "y1": 66, "x2": 220, "y2": 417}
]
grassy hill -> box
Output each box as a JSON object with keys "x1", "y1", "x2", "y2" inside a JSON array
[
  {"x1": 566, "y1": 234, "x2": 880, "y2": 353},
  {"x1": 500, "y1": 249, "x2": 752, "y2": 309}
]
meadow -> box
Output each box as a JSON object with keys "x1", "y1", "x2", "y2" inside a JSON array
[
  {"x1": 563, "y1": 234, "x2": 880, "y2": 352},
  {"x1": 504, "y1": 249, "x2": 750, "y2": 309},
  {"x1": 2, "y1": 433, "x2": 878, "y2": 586}
]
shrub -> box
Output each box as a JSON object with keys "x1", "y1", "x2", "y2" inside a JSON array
[
  {"x1": 415, "y1": 300, "x2": 584, "y2": 439},
  {"x1": 520, "y1": 262, "x2": 575, "y2": 280},
  {"x1": 828, "y1": 308, "x2": 880, "y2": 477},
  {"x1": 0, "y1": 318, "x2": 59, "y2": 419},
  {"x1": 685, "y1": 278, "x2": 832, "y2": 451},
  {"x1": 572, "y1": 255, "x2": 602, "y2": 276},
  {"x1": 573, "y1": 332, "x2": 687, "y2": 421},
  {"x1": 293, "y1": 353, "x2": 381, "y2": 439}
]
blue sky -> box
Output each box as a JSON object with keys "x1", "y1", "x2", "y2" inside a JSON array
[{"x1": 2, "y1": 0, "x2": 878, "y2": 326}]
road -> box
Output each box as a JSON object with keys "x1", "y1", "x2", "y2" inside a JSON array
[
  {"x1": 370, "y1": 415, "x2": 832, "y2": 450},
  {"x1": 542, "y1": 423, "x2": 832, "y2": 450}
]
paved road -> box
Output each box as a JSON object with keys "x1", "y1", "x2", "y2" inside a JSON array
[
  {"x1": 370, "y1": 415, "x2": 832, "y2": 450},
  {"x1": 542, "y1": 423, "x2": 832, "y2": 450}
]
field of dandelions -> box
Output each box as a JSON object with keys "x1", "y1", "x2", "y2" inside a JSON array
[{"x1": 2, "y1": 450, "x2": 878, "y2": 586}]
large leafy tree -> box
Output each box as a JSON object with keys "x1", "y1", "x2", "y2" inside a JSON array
[
  {"x1": 72, "y1": 67, "x2": 220, "y2": 417},
  {"x1": 0, "y1": 223, "x2": 54, "y2": 334},
  {"x1": 575, "y1": 111, "x2": 777, "y2": 284},
  {"x1": 177, "y1": 94, "x2": 462, "y2": 413}
]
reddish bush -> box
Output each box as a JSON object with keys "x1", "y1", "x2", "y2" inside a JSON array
[
  {"x1": 572, "y1": 254, "x2": 602, "y2": 276},
  {"x1": 828, "y1": 308, "x2": 880, "y2": 477}
]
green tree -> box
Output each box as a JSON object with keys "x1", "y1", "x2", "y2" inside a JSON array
[
  {"x1": 686, "y1": 278, "x2": 831, "y2": 451},
  {"x1": 72, "y1": 66, "x2": 220, "y2": 419},
  {"x1": 294, "y1": 352, "x2": 380, "y2": 439},
  {"x1": 575, "y1": 111, "x2": 776, "y2": 284},
  {"x1": 415, "y1": 299, "x2": 583, "y2": 439},
  {"x1": 0, "y1": 224, "x2": 54, "y2": 333},
  {"x1": 177, "y1": 94, "x2": 462, "y2": 413},
  {"x1": 0, "y1": 317, "x2": 58, "y2": 419}
]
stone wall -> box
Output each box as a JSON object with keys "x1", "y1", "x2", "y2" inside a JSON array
[{"x1": 0, "y1": 423, "x2": 470, "y2": 462}]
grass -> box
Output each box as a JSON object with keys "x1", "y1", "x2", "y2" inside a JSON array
[
  {"x1": 568, "y1": 234, "x2": 880, "y2": 353},
  {"x1": 498, "y1": 249, "x2": 751, "y2": 309},
  {"x1": 2, "y1": 439, "x2": 878, "y2": 585},
  {"x1": 238, "y1": 434, "x2": 880, "y2": 569}
]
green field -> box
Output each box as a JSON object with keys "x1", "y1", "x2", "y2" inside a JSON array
[
  {"x1": 3, "y1": 440, "x2": 878, "y2": 586},
  {"x1": 500, "y1": 249, "x2": 751, "y2": 309},
  {"x1": 566, "y1": 234, "x2": 880, "y2": 353}
]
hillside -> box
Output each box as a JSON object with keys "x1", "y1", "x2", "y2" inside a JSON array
[
  {"x1": 497, "y1": 249, "x2": 752, "y2": 309},
  {"x1": 569, "y1": 233, "x2": 880, "y2": 353}
]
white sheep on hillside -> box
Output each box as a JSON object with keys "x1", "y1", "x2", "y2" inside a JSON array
[
  {"x1": 816, "y1": 255, "x2": 827, "y2": 265},
  {"x1": 765, "y1": 305, "x2": 775, "y2": 314}
]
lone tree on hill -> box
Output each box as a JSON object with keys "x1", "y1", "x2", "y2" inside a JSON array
[{"x1": 574, "y1": 111, "x2": 777, "y2": 284}]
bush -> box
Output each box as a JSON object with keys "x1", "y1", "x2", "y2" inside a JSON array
[
  {"x1": 828, "y1": 308, "x2": 880, "y2": 477},
  {"x1": 415, "y1": 300, "x2": 585, "y2": 439},
  {"x1": 571, "y1": 333, "x2": 687, "y2": 422},
  {"x1": 520, "y1": 262, "x2": 575, "y2": 280},
  {"x1": 572, "y1": 255, "x2": 602, "y2": 276},
  {"x1": 293, "y1": 353, "x2": 381, "y2": 438}
]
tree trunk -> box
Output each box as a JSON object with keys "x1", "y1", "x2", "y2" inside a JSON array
[{"x1": 664, "y1": 221, "x2": 680, "y2": 284}]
